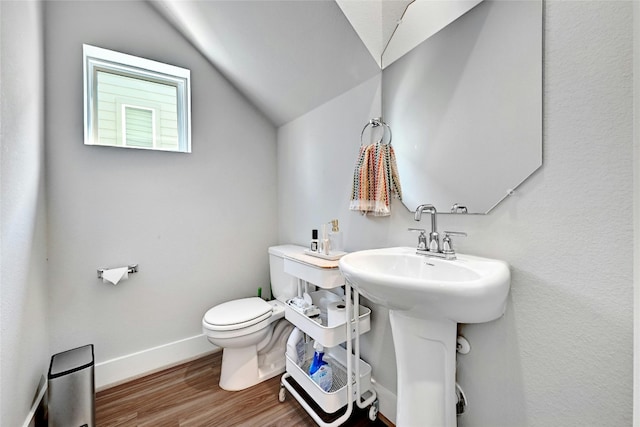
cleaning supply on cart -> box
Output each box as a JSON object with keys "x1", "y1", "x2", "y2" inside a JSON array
[
  {"x1": 308, "y1": 341, "x2": 326, "y2": 375},
  {"x1": 286, "y1": 327, "x2": 306, "y2": 366},
  {"x1": 308, "y1": 342, "x2": 333, "y2": 391},
  {"x1": 311, "y1": 363, "x2": 333, "y2": 392}
]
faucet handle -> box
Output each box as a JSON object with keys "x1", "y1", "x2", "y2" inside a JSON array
[
  {"x1": 408, "y1": 228, "x2": 427, "y2": 250},
  {"x1": 442, "y1": 231, "x2": 467, "y2": 254},
  {"x1": 450, "y1": 204, "x2": 468, "y2": 214}
]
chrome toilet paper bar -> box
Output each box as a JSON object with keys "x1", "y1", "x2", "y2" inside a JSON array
[{"x1": 97, "y1": 264, "x2": 138, "y2": 279}]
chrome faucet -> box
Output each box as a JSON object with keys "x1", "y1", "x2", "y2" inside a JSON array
[
  {"x1": 413, "y1": 204, "x2": 467, "y2": 260},
  {"x1": 408, "y1": 228, "x2": 427, "y2": 250},
  {"x1": 414, "y1": 204, "x2": 439, "y2": 252},
  {"x1": 441, "y1": 231, "x2": 467, "y2": 258}
]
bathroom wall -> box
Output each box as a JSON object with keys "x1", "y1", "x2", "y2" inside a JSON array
[
  {"x1": 44, "y1": 0, "x2": 278, "y2": 384},
  {"x1": 0, "y1": 1, "x2": 50, "y2": 426},
  {"x1": 634, "y1": 1, "x2": 640, "y2": 424},
  {"x1": 278, "y1": 1, "x2": 634, "y2": 425}
]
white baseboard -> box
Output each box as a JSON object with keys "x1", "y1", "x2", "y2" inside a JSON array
[
  {"x1": 371, "y1": 378, "x2": 397, "y2": 425},
  {"x1": 95, "y1": 334, "x2": 217, "y2": 390}
]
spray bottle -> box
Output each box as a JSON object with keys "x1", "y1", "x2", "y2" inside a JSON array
[{"x1": 308, "y1": 341, "x2": 332, "y2": 391}]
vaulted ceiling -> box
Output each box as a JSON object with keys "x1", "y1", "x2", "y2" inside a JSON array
[
  {"x1": 151, "y1": 1, "x2": 485, "y2": 126},
  {"x1": 151, "y1": 0, "x2": 391, "y2": 126}
]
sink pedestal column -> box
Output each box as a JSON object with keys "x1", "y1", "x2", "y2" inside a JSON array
[{"x1": 389, "y1": 310, "x2": 457, "y2": 427}]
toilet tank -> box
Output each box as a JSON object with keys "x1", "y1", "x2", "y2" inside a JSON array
[{"x1": 269, "y1": 245, "x2": 305, "y2": 302}]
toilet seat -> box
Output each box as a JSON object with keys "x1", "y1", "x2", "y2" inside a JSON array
[{"x1": 203, "y1": 297, "x2": 273, "y2": 332}]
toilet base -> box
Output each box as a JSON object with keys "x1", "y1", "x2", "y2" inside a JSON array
[
  {"x1": 217, "y1": 319, "x2": 293, "y2": 391},
  {"x1": 218, "y1": 345, "x2": 284, "y2": 391}
]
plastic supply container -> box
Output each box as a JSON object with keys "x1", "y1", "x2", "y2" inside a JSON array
[{"x1": 48, "y1": 344, "x2": 95, "y2": 427}]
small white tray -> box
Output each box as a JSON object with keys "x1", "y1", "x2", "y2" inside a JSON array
[
  {"x1": 285, "y1": 345, "x2": 372, "y2": 414},
  {"x1": 303, "y1": 249, "x2": 348, "y2": 261}
]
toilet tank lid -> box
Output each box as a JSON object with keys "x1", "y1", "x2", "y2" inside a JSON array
[
  {"x1": 203, "y1": 297, "x2": 273, "y2": 328},
  {"x1": 268, "y1": 244, "x2": 306, "y2": 258}
]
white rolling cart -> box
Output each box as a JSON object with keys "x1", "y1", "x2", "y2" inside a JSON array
[{"x1": 279, "y1": 253, "x2": 379, "y2": 426}]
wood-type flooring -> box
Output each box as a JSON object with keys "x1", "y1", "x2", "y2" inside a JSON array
[{"x1": 96, "y1": 351, "x2": 392, "y2": 427}]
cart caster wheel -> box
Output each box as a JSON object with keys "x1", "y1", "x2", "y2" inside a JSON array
[
  {"x1": 368, "y1": 400, "x2": 379, "y2": 421},
  {"x1": 278, "y1": 386, "x2": 286, "y2": 403}
]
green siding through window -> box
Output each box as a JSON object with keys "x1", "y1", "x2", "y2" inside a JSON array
[
  {"x1": 96, "y1": 71, "x2": 179, "y2": 149},
  {"x1": 125, "y1": 107, "x2": 153, "y2": 148}
]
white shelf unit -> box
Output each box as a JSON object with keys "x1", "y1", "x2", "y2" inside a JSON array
[{"x1": 279, "y1": 255, "x2": 378, "y2": 426}]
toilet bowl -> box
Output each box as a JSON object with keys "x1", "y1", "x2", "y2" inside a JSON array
[{"x1": 202, "y1": 245, "x2": 304, "y2": 391}]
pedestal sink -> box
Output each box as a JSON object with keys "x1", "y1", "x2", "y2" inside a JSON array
[{"x1": 339, "y1": 247, "x2": 510, "y2": 427}]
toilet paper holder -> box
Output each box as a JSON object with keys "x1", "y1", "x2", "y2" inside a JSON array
[{"x1": 97, "y1": 264, "x2": 138, "y2": 279}]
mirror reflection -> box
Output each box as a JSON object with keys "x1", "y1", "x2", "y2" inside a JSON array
[
  {"x1": 382, "y1": 0, "x2": 542, "y2": 213},
  {"x1": 381, "y1": 0, "x2": 483, "y2": 68}
]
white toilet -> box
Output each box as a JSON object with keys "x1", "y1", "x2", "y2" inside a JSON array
[{"x1": 202, "y1": 244, "x2": 304, "y2": 391}]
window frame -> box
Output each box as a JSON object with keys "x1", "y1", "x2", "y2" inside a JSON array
[{"x1": 83, "y1": 44, "x2": 191, "y2": 153}]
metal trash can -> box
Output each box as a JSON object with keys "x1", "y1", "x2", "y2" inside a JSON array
[{"x1": 47, "y1": 344, "x2": 95, "y2": 427}]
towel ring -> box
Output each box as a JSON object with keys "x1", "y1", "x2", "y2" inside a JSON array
[{"x1": 360, "y1": 117, "x2": 392, "y2": 146}]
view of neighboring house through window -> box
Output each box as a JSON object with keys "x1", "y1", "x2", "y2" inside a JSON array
[
  {"x1": 84, "y1": 45, "x2": 191, "y2": 152},
  {"x1": 96, "y1": 71, "x2": 177, "y2": 149}
]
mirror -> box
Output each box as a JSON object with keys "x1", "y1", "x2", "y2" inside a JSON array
[
  {"x1": 381, "y1": 0, "x2": 483, "y2": 68},
  {"x1": 336, "y1": 0, "x2": 481, "y2": 70},
  {"x1": 382, "y1": 0, "x2": 542, "y2": 213}
]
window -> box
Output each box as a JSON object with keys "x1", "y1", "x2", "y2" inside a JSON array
[{"x1": 83, "y1": 44, "x2": 191, "y2": 153}]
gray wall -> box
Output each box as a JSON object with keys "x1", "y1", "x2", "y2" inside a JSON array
[
  {"x1": 278, "y1": 1, "x2": 633, "y2": 425},
  {"x1": 44, "y1": 0, "x2": 278, "y2": 363},
  {"x1": 635, "y1": 0, "x2": 640, "y2": 423},
  {"x1": 0, "y1": 1, "x2": 50, "y2": 426}
]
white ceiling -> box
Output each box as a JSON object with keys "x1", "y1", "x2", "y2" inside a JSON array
[
  {"x1": 151, "y1": 0, "x2": 381, "y2": 126},
  {"x1": 150, "y1": 1, "x2": 482, "y2": 127}
]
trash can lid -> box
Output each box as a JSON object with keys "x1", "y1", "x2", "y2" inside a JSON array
[{"x1": 48, "y1": 344, "x2": 94, "y2": 379}]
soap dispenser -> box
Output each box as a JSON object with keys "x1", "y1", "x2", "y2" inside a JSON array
[{"x1": 328, "y1": 219, "x2": 343, "y2": 252}]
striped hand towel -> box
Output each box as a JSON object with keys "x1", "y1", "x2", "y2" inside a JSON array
[{"x1": 350, "y1": 142, "x2": 402, "y2": 216}]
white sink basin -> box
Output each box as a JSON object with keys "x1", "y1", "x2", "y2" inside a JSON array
[
  {"x1": 339, "y1": 246, "x2": 510, "y2": 323},
  {"x1": 339, "y1": 247, "x2": 510, "y2": 426}
]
